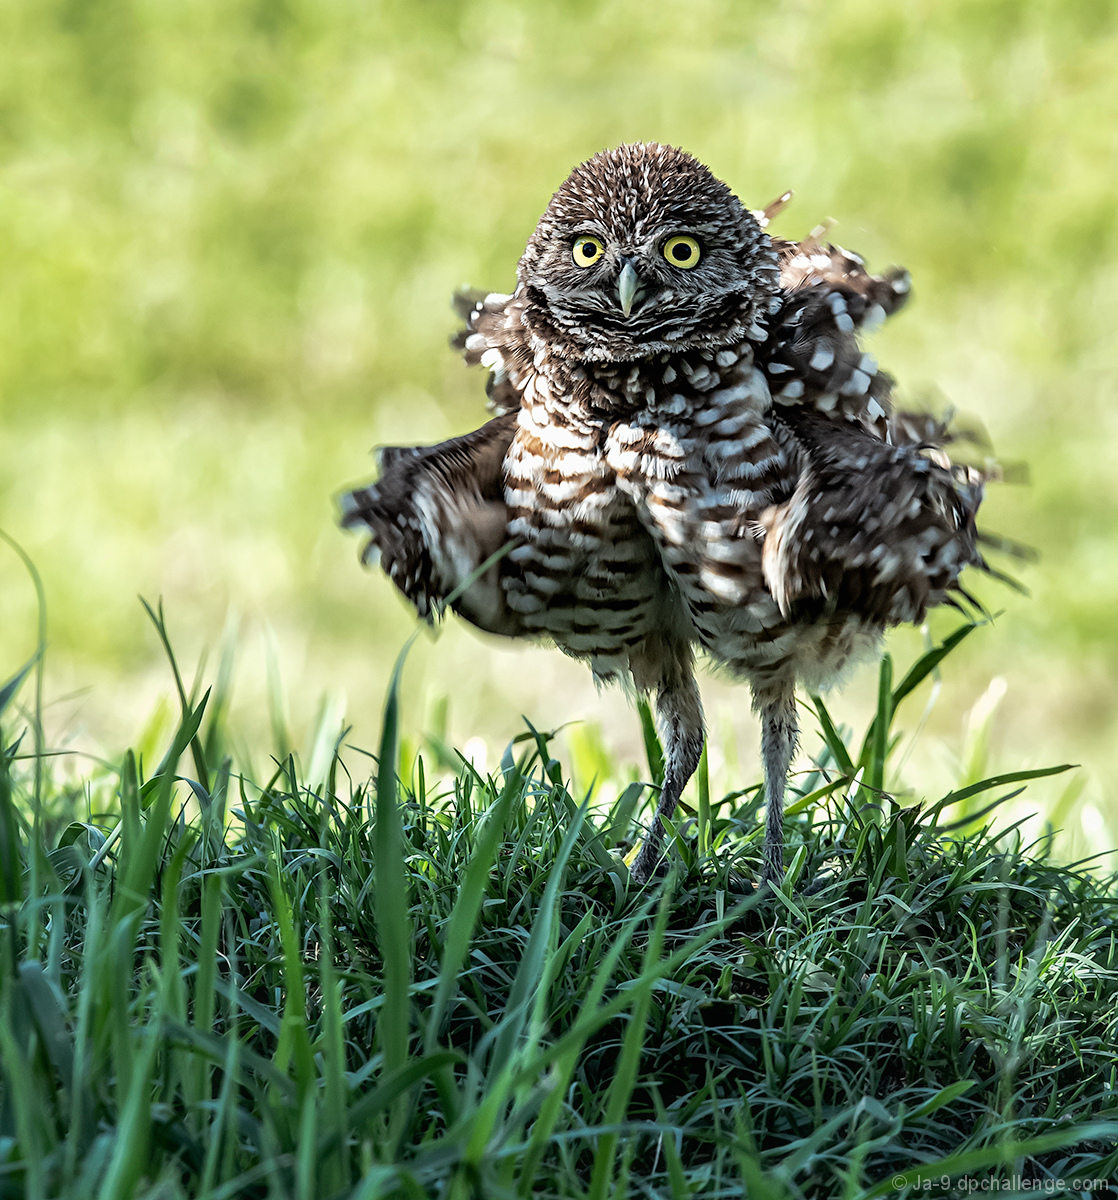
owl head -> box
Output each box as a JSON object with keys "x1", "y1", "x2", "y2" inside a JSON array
[{"x1": 517, "y1": 143, "x2": 780, "y2": 364}]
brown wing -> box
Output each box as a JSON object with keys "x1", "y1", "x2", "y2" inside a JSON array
[
  {"x1": 760, "y1": 232, "x2": 912, "y2": 432},
  {"x1": 339, "y1": 413, "x2": 523, "y2": 636},
  {"x1": 451, "y1": 289, "x2": 531, "y2": 415},
  {"x1": 760, "y1": 409, "x2": 986, "y2": 626}
]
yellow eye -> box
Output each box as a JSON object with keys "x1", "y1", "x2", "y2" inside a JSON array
[
  {"x1": 572, "y1": 236, "x2": 605, "y2": 268},
  {"x1": 662, "y1": 235, "x2": 702, "y2": 269}
]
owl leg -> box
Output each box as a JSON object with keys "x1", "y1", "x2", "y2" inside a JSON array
[
  {"x1": 757, "y1": 685, "x2": 799, "y2": 886},
  {"x1": 629, "y1": 667, "x2": 705, "y2": 885}
]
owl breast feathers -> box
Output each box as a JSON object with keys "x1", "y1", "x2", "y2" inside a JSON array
[{"x1": 341, "y1": 142, "x2": 993, "y2": 885}]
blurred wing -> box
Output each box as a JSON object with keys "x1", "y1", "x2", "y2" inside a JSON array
[
  {"x1": 761, "y1": 232, "x2": 912, "y2": 432},
  {"x1": 340, "y1": 413, "x2": 523, "y2": 636},
  {"x1": 761, "y1": 409, "x2": 987, "y2": 625}
]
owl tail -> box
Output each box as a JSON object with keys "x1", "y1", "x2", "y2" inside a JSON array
[{"x1": 339, "y1": 413, "x2": 524, "y2": 638}]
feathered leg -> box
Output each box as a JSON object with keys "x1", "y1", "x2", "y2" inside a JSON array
[
  {"x1": 629, "y1": 665, "x2": 705, "y2": 885},
  {"x1": 758, "y1": 684, "x2": 798, "y2": 886}
]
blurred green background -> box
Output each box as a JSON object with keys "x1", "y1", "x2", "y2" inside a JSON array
[{"x1": 1, "y1": 0, "x2": 1115, "y2": 851}]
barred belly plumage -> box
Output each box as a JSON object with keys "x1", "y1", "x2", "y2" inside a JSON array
[
  {"x1": 503, "y1": 398, "x2": 669, "y2": 681},
  {"x1": 501, "y1": 354, "x2": 884, "y2": 696}
]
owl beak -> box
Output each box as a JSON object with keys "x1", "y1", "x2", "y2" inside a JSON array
[{"x1": 617, "y1": 260, "x2": 640, "y2": 317}]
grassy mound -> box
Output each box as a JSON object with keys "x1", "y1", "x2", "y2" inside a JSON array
[{"x1": 1, "y1": 614, "x2": 1116, "y2": 1198}]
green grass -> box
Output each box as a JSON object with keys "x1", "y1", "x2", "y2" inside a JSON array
[
  {"x1": 1, "y1": 8, "x2": 1115, "y2": 1191},
  {"x1": 2, "y1": 603, "x2": 1117, "y2": 1198}
]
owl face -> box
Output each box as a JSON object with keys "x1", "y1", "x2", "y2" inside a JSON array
[{"x1": 518, "y1": 143, "x2": 780, "y2": 364}]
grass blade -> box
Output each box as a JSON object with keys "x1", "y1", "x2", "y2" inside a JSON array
[
  {"x1": 425, "y1": 765, "x2": 522, "y2": 1053},
  {"x1": 376, "y1": 636, "x2": 418, "y2": 1083},
  {"x1": 890, "y1": 621, "x2": 978, "y2": 710},
  {"x1": 865, "y1": 652, "x2": 893, "y2": 795},
  {"x1": 269, "y1": 845, "x2": 315, "y2": 1099},
  {"x1": 930, "y1": 764, "x2": 1075, "y2": 818},
  {"x1": 587, "y1": 881, "x2": 673, "y2": 1200},
  {"x1": 637, "y1": 696, "x2": 665, "y2": 787},
  {"x1": 810, "y1": 694, "x2": 855, "y2": 775}
]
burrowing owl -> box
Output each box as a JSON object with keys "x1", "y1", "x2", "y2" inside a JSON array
[{"x1": 341, "y1": 143, "x2": 988, "y2": 886}]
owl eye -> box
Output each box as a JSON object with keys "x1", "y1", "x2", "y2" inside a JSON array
[
  {"x1": 662, "y1": 235, "x2": 702, "y2": 269},
  {"x1": 572, "y1": 236, "x2": 605, "y2": 268}
]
